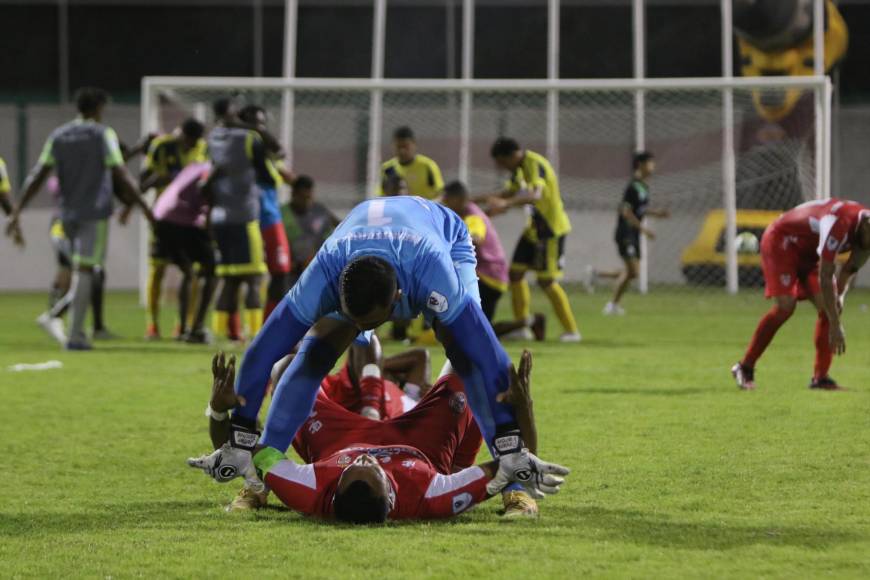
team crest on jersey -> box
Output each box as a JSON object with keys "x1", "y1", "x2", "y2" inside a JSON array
[
  {"x1": 427, "y1": 291, "x2": 448, "y2": 313},
  {"x1": 449, "y1": 392, "x2": 467, "y2": 415},
  {"x1": 337, "y1": 454, "x2": 352, "y2": 466},
  {"x1": 780, "y1": 274, "x2": 792, "y2": 286}
]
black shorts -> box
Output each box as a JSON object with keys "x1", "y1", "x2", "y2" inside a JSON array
[
  {"x1": 511, "y1": 235, "x2": 566, "y2": 281},
  {"x1": 152, "y1": 221, "x2": 215, "y2": 271},
  {"x1": 213, "y1": 221, "x2": 267, "y2": 277},
  {"x1": 616, "y1": 234, "x2": 641, "y2": 260},
  {"x1": 478, "y1": 280, "x2": 503, "y2": 322}
]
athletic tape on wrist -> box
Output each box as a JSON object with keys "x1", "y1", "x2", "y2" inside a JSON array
[{"x1": 205, "y1": 405, "x2": 228, "y2": 422}]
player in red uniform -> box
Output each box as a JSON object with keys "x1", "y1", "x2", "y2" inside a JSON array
[
  {"x1": 189, "y1": 351, "x2": 567, "y2": 523},
  {"x1": 732, "y1": 199, "x2": 870, "y2": 390},
  {"x1": 269, "y1": 335, "x2": 430, "y2": 421}
]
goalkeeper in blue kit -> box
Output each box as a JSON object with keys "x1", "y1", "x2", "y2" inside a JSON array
[{"x1": 190, "y1": 196, "x2": 568, "y2": 518}]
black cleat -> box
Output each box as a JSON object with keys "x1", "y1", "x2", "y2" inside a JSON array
[{"x1": 809, "y1": 376, "x2": 845, "y2": 391}]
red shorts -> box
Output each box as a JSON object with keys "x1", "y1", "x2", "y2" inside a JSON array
[
  {"x1": 761, "y1": 228, "x2": 820, "y2": 300},
  {"x1": 321, "y1": 363, "x2": 405, "y2": 420},
  {"x1": 260, "y1": 222, "x2": 291, "y2": 275},
  {"x1": 293, "y1": 374, "x2": 482, "y2": 474}
]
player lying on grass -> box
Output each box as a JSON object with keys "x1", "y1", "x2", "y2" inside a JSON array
[
  {"x1": 732, "y1": 199, "x2": 870, "y2": 391},
  {"x1": 189, "y1": 350, "x2": 567, "y2": 522},
  {"x1": 268, "y1": 334, "x2": 431, "y2": 421},
  {"x1": 192, "y1": 196, "x2": 565, "y2": 511}
]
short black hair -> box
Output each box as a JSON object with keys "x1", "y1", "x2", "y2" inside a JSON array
[
  {"x1": 333, "y1": 480, "x2": 389, "y2": 525},
  {"x1": 633, "y1": 151, "x2": 654, "y2": 170},
  {"x1": 293, "y1": 175, "x2": 314, "y2": 190},
  {"x1": 181, "y1": 118, "x2": 205, "y2": 140},
  {"x1": 393, "y1": 126, "x2": 415, "y2": 141},
  {"x1": 442, "y1": 180, "x2": 468, "y2": 199},
  {"x1": 238, "y1": 104, "x2": 265, "y2": 125},
  {"x1": 339, "y1": 256, "x2": 397, "y2": 318},
  {"x1": 212, "y1": 97, "x2": 234, "y2": 118},
  {"x1": 75, "y1": 87, "x2": 109, "y2": 116},
  {"x1": 490, "y1": 137, "x2": 520, "y2": 159}
]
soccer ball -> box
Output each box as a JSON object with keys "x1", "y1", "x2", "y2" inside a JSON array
[{"x1": 735, "y1": 231, "x2": 760, "y2": 255}]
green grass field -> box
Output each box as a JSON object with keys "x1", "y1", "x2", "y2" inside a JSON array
[{"x1": 2, "y1": 287, "x2": 870, "y2": 578}]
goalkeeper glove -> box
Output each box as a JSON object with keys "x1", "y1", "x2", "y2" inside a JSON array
[
  {"x1": 187, "y1": 422, "x2": 264, "y2": 490},
  {"x1": 486, "y1": 447, "x2": 570, "y2": 498}
]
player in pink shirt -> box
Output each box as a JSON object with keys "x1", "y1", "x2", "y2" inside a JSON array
[
  {"x1": 151, "y1": 162, "x2": 217, "y2": 343},
  {"x1": 733, "y1": 199, "x2": 870, "y2": 390},
  {"x1": 442, "y1": 181, "x2": 545, "y2": 340}
]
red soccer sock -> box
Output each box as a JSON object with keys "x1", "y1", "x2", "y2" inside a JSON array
[
  {"x1": 264, "y1": 299, "x2": 278, "y2": 322},
  {"x1": 228, "y1": 311, "x2": 242, "y2": 341},
  {"x1": 814, "y1": 313, "x2": 833, "y2": 379},
  {"x1": 742, "y1": 305, "x2": 793, "y2": 368}
]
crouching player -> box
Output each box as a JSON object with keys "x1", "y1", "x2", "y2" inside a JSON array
[
  {"x1": 189, "y1": 350, "x2": 567, "y2": 522},
  {"x1": 187, "y1": 196, "x2": 567, "y2": 518},
  {"x1": 732, "y1": 199, "x2": 870, "y2": 390}
]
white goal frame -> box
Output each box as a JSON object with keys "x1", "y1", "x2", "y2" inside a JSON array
[{"x1": 140, "y1": 74, "x2": 832, "y2": 303}]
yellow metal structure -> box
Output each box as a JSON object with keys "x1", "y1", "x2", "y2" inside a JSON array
[{"x1": 738, "y1": 0, "x2": 848, "y2": 122}]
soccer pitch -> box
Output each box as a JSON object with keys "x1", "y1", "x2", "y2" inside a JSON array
[{"x1": 2, "y1": 288, "x2": 870, "y2": 578}]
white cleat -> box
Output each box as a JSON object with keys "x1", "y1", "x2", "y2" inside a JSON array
[
  {"x1": 559, "y1": 332, "x2": 582, "y2": 343},
  {"x1": 503, "y1": 327, "x2": 534, "y2": 341},
  {"x1": 602, "y1": 302, "x2": 626, "y2": 316},
  {"x1": 731, "y1": 362, "x2": 756, "y2": 390},
  {"x1": 36, "y1": 312, "x2": 67, "y2": 345},
  {"x1": 583, "y1": 265, "x2": 597, "y2": 294}
]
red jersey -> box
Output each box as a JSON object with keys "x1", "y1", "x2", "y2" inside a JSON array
[
  {"x1": 321, "y1": 363, "x2": 406, "y2": 419},
  {"x1": 769, "y1": 199, "x2": 869, "y2": 262},
  {"x1": 264, "y1": 444, "x2": 490, "y2": 520}
]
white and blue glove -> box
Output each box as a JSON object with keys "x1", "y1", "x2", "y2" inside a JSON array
[
  {"x1": 187, "y1": 423, "x2": 264, "y2": 490},
  {"x1": 486, "y1": 448, "x2": 570, "y2": 498}
]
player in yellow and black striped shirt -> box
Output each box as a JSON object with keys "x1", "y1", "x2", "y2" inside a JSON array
[
  {"x1": 483, "y1": 137, "x2": 580, "y2": 342},
  {"x1": 377, "y1": 126, "x2": 444, "y2": 199}
]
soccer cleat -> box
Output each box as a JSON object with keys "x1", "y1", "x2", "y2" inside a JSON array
[
  {"x1": 530, "y1": 313, "x2": 547, "y2": 342},
  {"x1": 602, "y1": 302, "x2": 625, "y2": 316},
  {"x1": 731, "y1": 362, "x2": 756, "y2": 390},
  {"x1": 36, "y1": 312, "x2": 67, "y2": 345},
  {"x1": 501, "y1": 490, "x2": 539, "y2": 519},
  {"x1": 226, "y1": 485, "x2": 269, "y2": 512},
  {"x1": 503, "y1": 328, "x2": 534, "y2": 341},
  {"x1": 65, "y1": 339, "x2": 93, "y2": 351},
  {"x1": 809, "y1": 376, "x2": 844, "y2": 391},
  {"x1": 559, "y1": 332, "x2": 582, "y2": 343},
  {"x1": 144, "y1": 323, "x2": 161, "y2": 341},
  {"x1": 92, "y1": 328, "x2": 120, "y2": 341},
  {"x1": 583, "y1": 265, "x2": 597, "y2": 294},
  {"x1": 185, "y1": 329, "x2": 212, "y2": 345}
]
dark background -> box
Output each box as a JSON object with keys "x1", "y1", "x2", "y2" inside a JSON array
[{"x1": 2, "y1": 0, "x2": 869, "y2": 103}]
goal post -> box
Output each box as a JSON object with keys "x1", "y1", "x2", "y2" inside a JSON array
[{"x1": 139, "y1": 75, "x2": 832, "y2": 303}]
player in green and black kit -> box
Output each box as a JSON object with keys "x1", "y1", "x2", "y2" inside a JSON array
[
  {"x1": 6, "y1": 87, "x2": 153, "y2": 350},
  {"x1": 589, "y1": 151, "x2": 669, "y2": 315}
]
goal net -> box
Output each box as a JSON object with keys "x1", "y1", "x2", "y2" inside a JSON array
[{"x1": 141, "y1": 76, "x2": 831, "y2": 298}]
